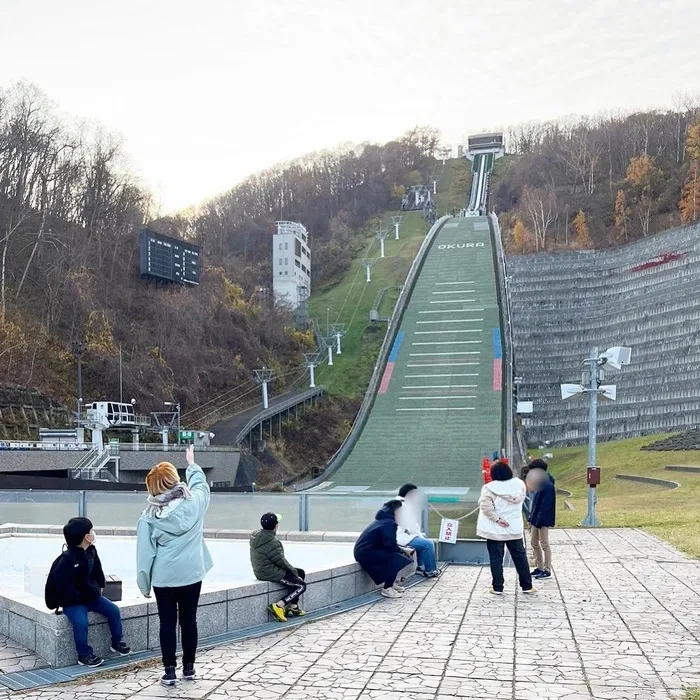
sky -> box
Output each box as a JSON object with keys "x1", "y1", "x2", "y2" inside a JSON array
[{"x1": 2, "y1": 0, "x2": 699, "y2": 212}]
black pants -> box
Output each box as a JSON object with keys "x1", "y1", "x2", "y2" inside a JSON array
[
  {"x1": 154, "y1": 581, "x2": 202, "y2": 667},
  {"x1": 486, "y1": 539, "x2": 532, "y2": 592},
  {"x1": 279, "y1": 568, "x2": 306, "y2": 606}
]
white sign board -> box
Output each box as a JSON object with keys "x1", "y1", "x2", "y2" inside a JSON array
[
  {"x1": 516, "y1": 401, "x2": 533, "y2": 414},
  {"x1": 438, "y1": 518, "x2": 459, "y2": 544}
]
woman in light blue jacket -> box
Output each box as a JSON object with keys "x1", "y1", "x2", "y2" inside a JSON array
[{"x1": 137, "y1": 445, "x2": 212, "y2": 687}]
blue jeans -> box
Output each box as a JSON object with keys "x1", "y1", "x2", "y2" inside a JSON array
[
  {"x1": 409, "y1": 536, "x2": 437, "y2": 573},
  {"x1": 63, "y1": 596, "x2": 123, "y2": 658}
]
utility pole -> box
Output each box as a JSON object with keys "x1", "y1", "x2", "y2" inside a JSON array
[
  {"x1": 72, "y1": 339, "x2": 87, "y2": 422},
  {"x1": 253, "y1": 368, "x2": 275, "y2": 410},
  {"x1": 119, "y1": 344, "x2": 123, "y2": 403},
  {"x1": 326, "y1": 307, "x2": 330, "y2": 337},
  {"x1": 581, "y1": 347, "x2": 601, "y2": 527}
]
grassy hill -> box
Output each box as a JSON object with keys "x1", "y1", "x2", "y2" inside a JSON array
[
  {"x1": 308, "y1": 158, "x2": 470, "y2": 397},
  {"x1": 536, "y1": 434, "x2": 700, "y2": 558}
]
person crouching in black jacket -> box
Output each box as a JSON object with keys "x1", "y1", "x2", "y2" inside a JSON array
[{"x1": 54, "y1": 517, "x2": 131, "y2": 667}]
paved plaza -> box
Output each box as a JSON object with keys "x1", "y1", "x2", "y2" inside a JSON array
[{"x1": 2, "y1": 528, "x2": 700, "y2": 699}]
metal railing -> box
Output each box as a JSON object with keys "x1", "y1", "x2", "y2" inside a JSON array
[
  {"x1": 0, "y1": 441, "x2": 91, "y2": 451},
  {"x1": 489, "y1": 211, "x2": 518, "y2": 466},
  {"x1": 234, "y1": 386, "x2": 325, "y2": 445},
  {"x1": 295, "y1": 215, "x2": 451, "y2": 491}
]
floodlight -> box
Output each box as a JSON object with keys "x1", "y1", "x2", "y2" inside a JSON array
[
  {"x1": 600, "y1": 346, "x2": 632, "y2": 370},
  {"x1": 561, "y1": 383, "x2": 584, "y2": 400},
  {"x1": 600, "y1": 385, "x2": 617, "y2": 401}
]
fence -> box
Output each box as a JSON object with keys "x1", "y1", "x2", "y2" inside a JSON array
[{"x1": 0, "y1": 489, "x2": 478, "y2": 536}]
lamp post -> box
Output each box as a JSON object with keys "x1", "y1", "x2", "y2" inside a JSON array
[
  {"x1": 164, "y1": 401, "x2": 181, "y2": 445},
  {"x1": 561, "y1": 346, "x2": 632, "y2": 527},
  {"x1": 72, "y1": 339, "x2": 87, "y2": 422}
]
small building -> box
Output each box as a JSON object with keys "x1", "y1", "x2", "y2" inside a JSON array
[{"x1": 273, "y1": 221, "x2": 311, "y2": 309}]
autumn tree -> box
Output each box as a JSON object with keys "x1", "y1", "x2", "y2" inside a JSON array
[
  {"x1": 614, "y1": 190, "x2": 630, "y2": 241},
  {"x1": 573, "y1": 210, "x2": 592, "y2": 249},
  {"x1": 625, "y1": 155, "x2": 662, "y2": 237},
  {"x1": 511, "y1": 218, "x2": 534, "y2": 253},
  {"x1": 679, "y1": 117, "x2": 700, "y2": 223}
]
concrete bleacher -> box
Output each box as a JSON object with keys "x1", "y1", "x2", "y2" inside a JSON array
[
  {"x1": 508, "y1": 221, "x2": 700, "y2": 445},
  {"x1": 331, "y1": 217, "x2": 503, "y2": 490}
]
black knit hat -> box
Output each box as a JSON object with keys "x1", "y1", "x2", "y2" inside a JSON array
[
  {"x1": 260, "y1": 512, "x2": 281, "y2": 531},
  {"x1": 63, "y1": 517, "x2": 93, "y2": 547}
]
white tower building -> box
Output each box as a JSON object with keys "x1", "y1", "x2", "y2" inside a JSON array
[{"x1": 273, "y1": 221, "x2": 311, "y2": 309}]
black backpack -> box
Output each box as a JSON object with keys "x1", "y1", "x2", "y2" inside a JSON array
[{"x1": 44, "y1": 546, "x2": 71, "y2": 613}]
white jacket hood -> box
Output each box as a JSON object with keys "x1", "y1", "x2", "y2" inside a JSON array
[{"x1": 484, "y1": 478, "x2": 526, "y2": 504}]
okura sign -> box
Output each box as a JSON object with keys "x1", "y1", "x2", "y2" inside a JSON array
[{"x1": 437, "y1": 242, "x2": 485, "y2": 249}]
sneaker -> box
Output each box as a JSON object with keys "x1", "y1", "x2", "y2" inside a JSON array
[
  {"x1": 425, "y1": 570, "x2": 442, "y2": 579},
  {"x1": 535, "y1": 569, "x2": 552, "y2": 580},
  {"x1": 182, "y1": 663, "x2": 196, "y2": 681},
  {"x1": 287, "y1": 606, "x2": 306, "y2": 617},
  {"x1": 78, "y1": 654, "x2": 104, "y2": 668},
  {"x1": 521, "y1": 588, "x2": 537, "y2": 595},
  {"x1": 530, "y1": 568, "x2": 543, "y2": 577},
  {"x1": 110, "y1": 641, "x2": 131, "y2": 656},
  {"x1": 161, "y1": 666, "x2": 177, "y2": 687},
  {"x1": 489, "y1": 588, "x2": 504, "y2": 596},
  {"x1": 380, "y1": 587, "x2": 403, "y2": 599},
  {"x1": 268, "y1": 602, "x2": 288, "y2": 622},
  {"x1": 392, "y1": 584, "x2": 407, "y2": 593}
]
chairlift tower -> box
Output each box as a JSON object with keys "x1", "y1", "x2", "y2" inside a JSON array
[
  {"x1": 326, "y1": 338, "x2": 335, "y2": 366},
  {"x1": 303, "y1": 353, "x2": 320, "y2": 388},
  {"x1": 391, "y1": 215, "x2": 404, "y2": 240},
  {"x1": 331, "y1": 323, "x2": 346, "y2": 355},
  {"x1": 151, "y1": 410, "x2": 179, "y2": 448},
  {"x1": 253, "y1": 368, "x2": 275, "y2": 410},
  {"x1": 376, "y1": 229, "x2": 389, "y2": 258},
  {"x1": 361, "y1": 259, "x2": 376, "y2": 283}
]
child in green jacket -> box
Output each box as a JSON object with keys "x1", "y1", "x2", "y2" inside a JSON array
[{"x1": 250, "y1": 513, "x2": 306, "y2": 622}]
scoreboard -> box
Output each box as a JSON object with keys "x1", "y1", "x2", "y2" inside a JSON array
[{"x1": 139, "y1": 229, "x2": 200, "y2": 285}]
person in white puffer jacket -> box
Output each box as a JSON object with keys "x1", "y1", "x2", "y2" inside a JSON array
[
  {"x1": 396, "y1": 484, "x2": 440, "y2": 578},
  {"x1": 476, "y1": 461, "x2": 536, "y2": 596}
]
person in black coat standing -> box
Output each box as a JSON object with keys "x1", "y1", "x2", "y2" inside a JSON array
[
  {"x1": 526, "y1": 459, "x2": 556, "y2": 580},
  {"x1": 354, "y1": 500, "x2": 413, "y2": 599}
]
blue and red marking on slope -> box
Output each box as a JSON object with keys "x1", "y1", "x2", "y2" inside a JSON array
[
  {"x1": 378, "y1": 331, "x2": 405, "y2": 394},
  {"x1": 492, "y1": 328, "x2": 502, "y2": 391}
]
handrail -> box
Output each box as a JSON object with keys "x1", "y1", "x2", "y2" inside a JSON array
[
  {"x1": 234, "y1": 386, "x2": 325, "y2": 445},
  {"x1": 489, "y1": 211, "x2": 517, "y2": 466},
  {"x1": 70, "y1": 446, "x2": 100, "y2": 472},
  {"x1": 295, "y1": 215, "x2": 452, "y2": 491}
]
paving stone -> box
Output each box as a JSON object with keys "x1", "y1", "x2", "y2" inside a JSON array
[{"x1": 2, "y1": 529, "x2": 698, "y2": 700}]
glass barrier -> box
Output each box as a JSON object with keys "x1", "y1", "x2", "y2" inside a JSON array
[
  {"x1": 205, "y1": 493, "x2": 301, "y2": 530},
  {"x1": 307, "y1": 494, "x2": 387, "y2": 532},
  {"x1": 0, "y1": 490, "x2": 81, "y2": 525},
  {"x1": 85, "y1": 492, "x2": 149, "y2": 526},
  {"x1": 426, "y1": 499, "x2": 480, "y2": 540}
]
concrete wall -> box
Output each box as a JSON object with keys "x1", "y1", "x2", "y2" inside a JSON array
[
  {"x1": 0, "y1": 525, "x2": 392, "y2": 667},
  {"x1": 118, "y1": 450, "x2": 240, "y2": 486},
  {"x1": 508, "y1": 221, "x2": 700, "y2": 445}
]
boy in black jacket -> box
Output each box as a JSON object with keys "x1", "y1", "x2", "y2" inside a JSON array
[
  {"x1": 52, "y1": 517, "x2": 131, "y2": 667},
  {"x1": 526, "y1": 460, "x2": 556, "y2": 580}
]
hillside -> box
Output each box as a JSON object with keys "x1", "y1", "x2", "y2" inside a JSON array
[
  {"x1": 0, "y1": 81, "x2": 441, "y2": 430},
  {"x1": 491, "y1": 107, "x2": 700, "y2": 253},
  {"x1": 309, "y1": 158, "x2": 470, "y2": 397}
]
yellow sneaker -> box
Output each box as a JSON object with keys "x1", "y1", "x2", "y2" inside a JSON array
[
  {"x1": 268, "y1": 603, "x2": 288, "y2": 622},
  {"x1": 521, "y1": 588, "x2": 537, "y2": 595},
  {"x1": 287, "y1": 606, "x2": 306, "y2": 617}
]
